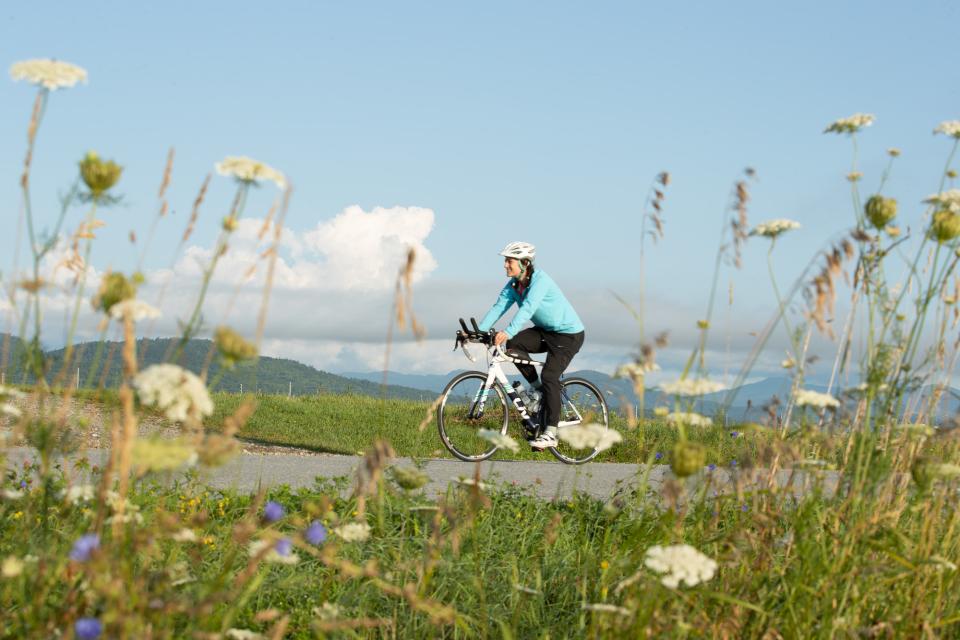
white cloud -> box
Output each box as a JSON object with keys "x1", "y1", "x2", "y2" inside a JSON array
[{"x1": 167, "y1": 204, "x2": 437, "y2": 292}]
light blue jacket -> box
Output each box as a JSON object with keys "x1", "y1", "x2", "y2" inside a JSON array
[{"x1": 477, "y1": 269, "x2": 584, "y2": 338}]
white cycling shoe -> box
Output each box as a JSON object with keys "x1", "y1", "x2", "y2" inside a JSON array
[{"x1": 530, "y1": 431, "x2": 558, "y2": 450}]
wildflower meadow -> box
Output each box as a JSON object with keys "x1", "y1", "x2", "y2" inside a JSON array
[{"x1": 4, "y1": 57, "x2": 960, "y2": 639}]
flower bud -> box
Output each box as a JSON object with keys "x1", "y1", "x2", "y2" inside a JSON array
[
  {"x1": 214, "y1": 326, "x2": 257, "y2": 368},
  {"x1": 864, "y1": 195, "x2": 897, "y2": 230},
  {"x1": 92, "y1": 272, "x2": 137, "y2": 313},
  {"x1": 391, "y1": 466, "x2": 429, "y2": 491},
  {"x1": 670, "y1": 440, "x2": 706, "y2": 478},
  {"x1": 79, "y1": 151, "x2": 123, "y2": 200},
  {"x1": 928, "y1": 209, "x2": 960, "y2": 244}
]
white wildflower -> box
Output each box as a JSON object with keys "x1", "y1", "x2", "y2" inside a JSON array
[
  {"x1": 558, "y1": 423, "x2": 622, "y2": 452},
  {"x1": 1, "y1": 403, "x2": 21, "y2": 418},
  {"x1": 332, "y1": 522, "x2": 371, "y2": 543},
  {"x1": 929, "y1": 555, "x2": 958, "y2": 573},
  {"x1": 2, "y1": 556, "x2": 24, "y2": 578},
  {"x1": 614, "y1": 361, "x2": 659, "y2": 379},
  {"x1": 225, "y1": 630, "x2": 266, "y2": 640},
  {"x1": 133, "y1": 364, "x2": 213, "y2": 423},
  {"x1": 478, "y1": 429, "x2": 520, "y2": 453},
  {"x1": 248, "y1": 539, "x2": 299, "y2": 565},
  {"x1": 454, "y1": 477, "x2": 489, "y2": 490},
  {"x1": 794, "y1": 389, "x2": 840, "y2": 410},
  {"x1": 751, "y1": 218, "x2": 801, "y2": 238},
  {"x1": 1, "y1": 489, "x2": 24, "y2": 500},
  {"x1": 105, "y1": 512, "x2": 144, "y2": 525},
  {"x1": 581, "y1": 603, "x2": 633, "y2": 616},
  {"x1": 824, "y1": 113, "x2": 875, "y2": 134},
  {"x1": 215, "y1": 156, "x2": 287, "y2": 190},
  {"x1": 934, "y1": 121, "x2": 960, "y2": 139},
  {"x1": 108, "y1": 299, "x2": 161, "y2": 322},
  {"x1": 314, "y1": 602, "x2": 344, "y2": 621},
  {"x1": 644, "y1": 544, "x2": 718, "y2": 588},
  {"x1": 924, "y1": 189, "x2": 960, "y2": 214},
  {"x1": 781, "y1": 357, "x2": 796, "y2": 369},
  {"x1": 665, "y1": 412, "x2": 713, "y2": 428},
  {"x1": 10, "y1": 59, "x2": 87, "y2": 91},
  {"x1": 658, "y1": 378, "x2": 725, "y2": 396},
  {"x1": 171, "y1": 528, "x2": 198, "y2": 543},
  {"x1": 0, "y1": 385, "x2": 26, "y2": 400},
  {"x1": 63, "y1": 484, "x2": 96, "y2": 504}
]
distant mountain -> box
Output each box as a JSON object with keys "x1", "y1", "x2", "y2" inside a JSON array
[{"x1": 4, "y1": 336, "x2": 431, "y2": 400}]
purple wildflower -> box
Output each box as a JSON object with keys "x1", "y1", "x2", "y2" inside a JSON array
[
  {"x1": 263, "y1": 501, "x2": 285, "y2": 523},
  {"x1": 75, "y1": 618, "x2": 102, "y2": 639},
  {"x1": 707, "y1": 463, "x2": 717, "y2": 472},
  {"x1": 730, "y1": 431, "x2": 739, "y2": 438},
  {"x1": 275, "y1": 537, "x2": 293, "y2": 556},
  {"x1": 305, "y1": 521, "x2": 327, "y2": 545},
  {"x1": 730, "y1": 460, "x2": 738, "y2": 468},
  {"x1": 741, "y1": 504, "x2": 749, "y2": 512},
  {"x1": 70, "y1": 534, "x2": 100, "y2": 562},
  {"x1": 654, "y1": 452, "x2": 663, "y2": 461}
]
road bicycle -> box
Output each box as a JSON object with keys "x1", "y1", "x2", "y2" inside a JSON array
[{"x1": 436, "y1": 318, "x2": 610, "y2": 464}]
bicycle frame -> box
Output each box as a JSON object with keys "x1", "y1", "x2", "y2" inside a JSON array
[{"x1": 466, "y1": 344, "x2": 583, "y2": 439}]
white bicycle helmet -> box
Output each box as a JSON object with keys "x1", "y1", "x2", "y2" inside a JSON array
[{"x1": 499, "y1": 241, "x2": 536, "y2": 261}]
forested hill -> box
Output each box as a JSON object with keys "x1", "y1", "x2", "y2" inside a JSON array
[{"x1": 2, "y1": 336, "x2": 433, "y2": 400}]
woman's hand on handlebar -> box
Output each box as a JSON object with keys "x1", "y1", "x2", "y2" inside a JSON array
[{"x1": 494, "y1": 331, "x2": 508, "y2": 347}]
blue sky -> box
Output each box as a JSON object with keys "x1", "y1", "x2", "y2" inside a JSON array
[{"x1": 2, "y1": 1, "x2": 958, "y2": 380}]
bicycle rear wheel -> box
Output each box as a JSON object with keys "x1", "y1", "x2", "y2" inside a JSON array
[
  {"x1": 549, "y1": 377, "x2": 610, "y2": 465},
  {"x1": 437, "y1": 372, "x2": 508, "y2": 462}
]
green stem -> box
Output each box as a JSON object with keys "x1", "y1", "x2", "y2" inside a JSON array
[{"x1": 174, "y1": 182, "x2": 249, "y2": 361}]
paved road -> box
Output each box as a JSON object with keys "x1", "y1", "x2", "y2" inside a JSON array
[{"x1": 3, "y1": 447, "x2": 839, "y2": 500}]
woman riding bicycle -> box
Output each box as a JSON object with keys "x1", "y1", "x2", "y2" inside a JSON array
[{"x1": 477, "y1": 241, "x2": 585, "y2": 450}]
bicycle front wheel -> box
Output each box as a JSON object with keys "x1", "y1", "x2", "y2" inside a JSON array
[
  {"x1": 549, "y1": 377, "x2": 610, "y2": 465},
  {"x1": 437, "y1": 372, "x2": 508, "y2": 462}
]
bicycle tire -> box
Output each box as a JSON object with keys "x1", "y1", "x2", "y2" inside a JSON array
[
  {"x1": 437, "y1": 371, "x2": 509, "y2": 462},
  {"x1": 548, "y1": 377, "x2": 611, "y2": 465}
]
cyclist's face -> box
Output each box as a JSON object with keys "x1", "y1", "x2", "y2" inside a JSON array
[{"x1": 504, "y1": 257, "x2": 521, "y2": 278}]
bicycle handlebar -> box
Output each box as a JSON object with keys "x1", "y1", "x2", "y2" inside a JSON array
[{"x1": 453, "y1": 317, "x2": 497, "y2": 351}]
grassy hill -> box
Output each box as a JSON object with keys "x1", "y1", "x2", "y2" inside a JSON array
[{"x1": 1, "y1": 335, "x2": 432, "y2": 401}]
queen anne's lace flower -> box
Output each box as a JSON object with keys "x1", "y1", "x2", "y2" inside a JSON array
[
  {"x1": 934, "y1": 121, "x2": 960, "y2": 139},
  {"x1": 924, "y1": 189, "x2": 960, "y2": 214},
  {"x1": 644, "y1": 544, "x2": 718, "y2": 588},
  {"x1": 10, "y1": 59, "x2": 87, "y2": 90},
  {"x1": 455, "y1": 477, "x2": 489, "y2": 490},
  {"x1": 133, "y1": 364, "x2": 213, "y2": 423},
  {"x1": 248, "y1": 538, "x2": 299, "y2": 565},
  {"x1": 225, "y1": 630, "x2": 265, "y2": 640},
  {"x1": 665, "y1": 412, "x2": 713, "y2": 428},
  {"x1": 824, "y1": 113, "x2": 875, "y2": 134},
  {"x1": 751, "y1": 219, "x2": 801, "y2": 238},
  {"x1": 63, "y1": 484, "x2": 96, "y2": 504},
  {"x1": 333, "y1": 522, "x2": 371, "y2": 542},
  {"x1": 215, "y1": 156, "x2": 287, "y2": 189},
  {"x1": 614, "y1": 361, "x2": 659, "y2": 379},
  {"x1": 172, "y1": 528, "x2": 198, "y2": 543},
  {"x1": 108, "y1": 299, "x2": 161, "y2": 322},
  {"x1": 794, "y1": 389, "x2": 840, "y2": 409},
  {"x1": 478, "y1": 429, "x2": 520, "y2": 453},
  {"x1": 558, "y1": 423, "x2": 622, "y2": 452},
  {"x1": 658, "y1": 378, "x2": 725, "y2": 396}
]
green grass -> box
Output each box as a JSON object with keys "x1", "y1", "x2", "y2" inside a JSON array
[
  {"x1": 3, "y1": 457, "x2": 959, "y2": 638},
  {"x1": 205, "y1": 391, "x2": 777, "y2": 465}
]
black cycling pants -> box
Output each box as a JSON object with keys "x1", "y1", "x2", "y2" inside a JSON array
[{"x1": 506, "y1": 328, "x2": 585, "y2": 429}]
